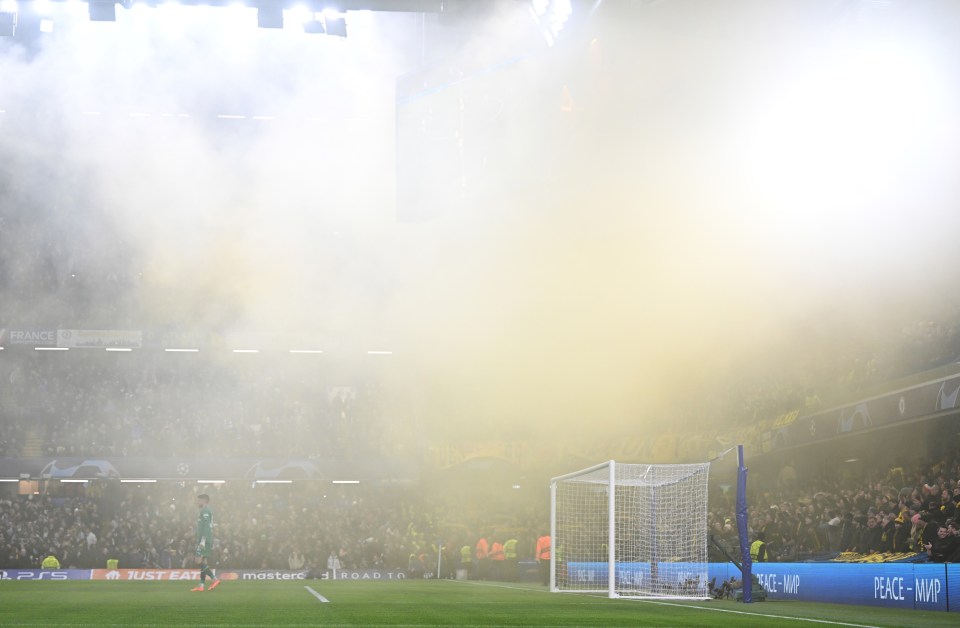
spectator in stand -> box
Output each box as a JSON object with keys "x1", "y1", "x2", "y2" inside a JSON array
[
  {"x1": 795, "y1": 515, "x2": 821, "y2": 555},
  {"x1": 920, "y1": 512, "x2": 940, "y2": 550},
  {"x1": 856, "y1": 515, "x2": 883, "y2": 554},
  {"x1": 879, "y1": 512, "x2": 897, "y2": 552},
  {"x1": 947, "y1": 520, "x2": 960, "y2": 563},
  {"x1": 924, "y1": 522, "x2": 959, "y2": 562},
  {"x1": 288, "y1": 550, "x2": 305, "y2": 570},
  {"x1": 838, "y1": 512, "x2": 858, "y2": 552},
  {"x1": 889, "y1": 513, "x2": 912, "y2": 553},
  {"x1": 822, "y1": 510, "x2": 842, "y2": 551}
]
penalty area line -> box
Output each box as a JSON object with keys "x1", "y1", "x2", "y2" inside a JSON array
[
  {"x1": 639, "y1": 599, "x2": 883, "y2": 628},
  {"x1": 304, "y1": 585, "x2": 330, "y2": 603}
]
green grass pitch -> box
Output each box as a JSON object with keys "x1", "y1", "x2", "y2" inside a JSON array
[{"x1": 0, "y1": 579, "x2": 955, "y2": 627}]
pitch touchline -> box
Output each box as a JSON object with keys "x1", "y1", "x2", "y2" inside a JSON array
[
  {"x1": 640, "y1": 600, "x2": 883, "y2": 628},
  {"x1": 452, "y1": 581, "x2": 886, "y2": 628},
  {"x1": 304, "y1": 585, "x2": 330, "y2": 603},
  {"x1": 0, "y1": 625, "x2": 629, "y2": 627}
]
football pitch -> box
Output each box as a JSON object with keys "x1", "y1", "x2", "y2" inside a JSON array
[{"x1": 0, "y1": 579, "x2": 955, "y2": 628}]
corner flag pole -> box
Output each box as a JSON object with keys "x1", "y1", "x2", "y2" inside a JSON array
[{"x1": 736, "y1": 444, "x2": 752, "y2": 603}]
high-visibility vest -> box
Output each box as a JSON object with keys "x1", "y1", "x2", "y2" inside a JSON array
[
  {"x1": 41, "y1": 555, "x2": 60, "y2": 569},
  {"x1": 504, "y1": 539, "x2": 518, "y2": 560},
  {"x1": 490, "y1": 542, "x2": 505, "y2": 561},
  {"x1": 536, "y1": 535, "x2": 551, "y2": 560},
  {"x1": 475, "y1": 537, "x2": 490, "y2": 560},
  {"x1": 106, "y1": 558, "x2": 119, "y2": 570},
  {"x1": 750, "y1": 539, "x2": 766, "y2": 562},
  {"x1": 460, "y1": 545, "x2": 472, "y2": 564}
]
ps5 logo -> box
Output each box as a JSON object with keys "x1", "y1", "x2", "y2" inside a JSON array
[{"x1": 0, "y1": 570, "x2": 70, "y2": 580}]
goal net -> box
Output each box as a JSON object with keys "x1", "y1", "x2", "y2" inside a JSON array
[{"x1": 550, "y1": 460, "x2": 710, "y2": 599}]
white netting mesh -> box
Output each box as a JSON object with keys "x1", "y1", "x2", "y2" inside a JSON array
[{"x1": 551, "y1": 461, "x2": 710, "y2": 599}]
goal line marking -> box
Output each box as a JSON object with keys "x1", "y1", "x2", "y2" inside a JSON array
[{"x1": 304, "y1": 585, "x2": 330, "y2": 603}]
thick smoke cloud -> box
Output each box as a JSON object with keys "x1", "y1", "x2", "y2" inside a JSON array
[{"x1": 3, "y1": 1, "x2": 960, "y2": 444}]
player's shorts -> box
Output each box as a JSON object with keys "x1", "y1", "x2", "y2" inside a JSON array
[{"x1": 195, "y1": 540, "x2": 212, "y2": 558}]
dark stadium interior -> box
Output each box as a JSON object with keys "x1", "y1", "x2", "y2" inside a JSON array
[{"x1": 3, "y1": 0, "x2": 960, "y2": 619}]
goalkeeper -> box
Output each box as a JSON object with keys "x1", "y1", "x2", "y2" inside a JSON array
[{"x1": 191, "y1": 493, "x2": 221, "y2": 592}]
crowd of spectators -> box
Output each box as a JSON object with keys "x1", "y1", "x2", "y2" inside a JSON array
[
  {"x1": 4, "y1": 453, "x2": 960, "y2": 572},
  {"x1": 0, "y1": 480, "x2": 540, "y2": 574},
  {"x1": 0, "y1": 350, "x2": 411, "y2": 459},
  {"x1": 2, "y1": 309, "x2": 960, "y2": 469},
  {"x1": 709, "y1": 453, "x2": 960, "y2": 564}
]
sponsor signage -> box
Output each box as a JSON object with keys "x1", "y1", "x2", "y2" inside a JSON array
[
  {"x1": 83, "y1": 569, "x2": 409, "y2": 582},
  {"x1": 564, "y1": 562, "x2": 705, "y2": 592},
  {"x1": 0, "y1": 329, "x2": 57, "y2": 347},
  {"x1": 0, "y1": 456, "x2": 416, "y2": 481},
  {"x1": 90, "y1": 569, "x2": 240, "y2": 581},
  {"x1": 234, "y1": 570, "x2": 407, "y2": 581},
  {"x1": 237, "y1": 570, "x2": 309, "y2": 581},
  {"x1": 0, "y1": 569, "x2": 88, "y2": 580},
  {"x1": 57, "y1": 329, "x2": 143, "y2": 349},
  {"x1": 708, "y1": 562, "x2": 948, "y2": 611},
  {"x1": 317, "y1": 570, "x2": 407, "y2": 580},
  {"x1": 566, "y1": 562, "x2": 950, "y2": 611},
  {"x1": 764, "y1": 369, "x2": 960, "y2": 452}
]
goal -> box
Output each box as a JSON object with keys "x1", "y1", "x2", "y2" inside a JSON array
[{"x1": 550, "y1": 460, "x2": 710, "y2": 599}]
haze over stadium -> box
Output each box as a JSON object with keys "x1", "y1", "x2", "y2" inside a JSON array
[
  {"x1": 3, "y1": 0, "x2": 960, "y2": 622},
  {"x1": 1, "y1": 0, "x2": 959, "y2": 438}
]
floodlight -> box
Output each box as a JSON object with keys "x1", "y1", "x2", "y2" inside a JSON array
[
  {"x1": 0, "y1": 0, "x2": 17, "y2": 13},
  {"x1": 303, "y1": 17, "x2": 324, "y2": 34},
  {"x1": 0, "y1": 10, "x2": 15, "y2": 37},
  {"x1": 257, "y1": 5, "x2": 282, "y2": 29},
  {"x1": 324, "y1": 13, "x2": 346, "y2": 37},
  {"x1": 285, "y1": 4, "x2": 311, "y2": 29},
  {"x1": 529, "y1": 0, "x2": 572, "y2": 47},
  {"x1": 89, "y1": 0, "x2": 116, "y2": 22},
  {"x1": 39, "y1": 18, "x2": 53, "y2": 32}
]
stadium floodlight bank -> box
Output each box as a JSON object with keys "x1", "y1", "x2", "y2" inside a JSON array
[{"x1": 550, "y1": 460, "x2": 710, "y2": 599}]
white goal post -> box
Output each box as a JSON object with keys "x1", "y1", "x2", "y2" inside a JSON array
[{"x1": 550, "y1": 460, "x2": 710, "y2": 599}]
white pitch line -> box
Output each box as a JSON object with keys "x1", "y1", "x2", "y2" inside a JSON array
[
  {"x1": 636, "y1": 599, "x2": 883, "y2": 628},
  {"x1": 304, "y1": 585, "x2": 329, "y2": 603},
  {"x1": 450, "y1": 580, "x2": 885, "y2": 628}
]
